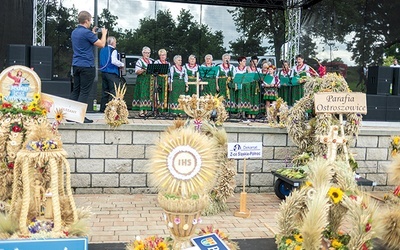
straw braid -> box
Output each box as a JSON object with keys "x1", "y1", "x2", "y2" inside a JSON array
[
  {"x1": 19, "y1": 157, "x2": 31, "y2": 235},
  {"x1": 49, "y1": 157, "x2": 61, "y2": 232},
  {"x1": 63, "y1": 156, "x2": 78, "y2": 222}
]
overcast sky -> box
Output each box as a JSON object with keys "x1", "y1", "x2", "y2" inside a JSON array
[{"x1": 62, "y1": 0, "x2": 355, "y2": 66}]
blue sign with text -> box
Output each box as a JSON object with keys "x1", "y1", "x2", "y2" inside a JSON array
[{"x1": 0, "y1": 237, "x2": 88, "y2": 250}]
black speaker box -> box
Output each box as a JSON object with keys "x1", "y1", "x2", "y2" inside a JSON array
[
  {"x1": 392, "y1": 68, "x2": 400, "y2": 95},
  {"x1": 386, "y1": 96, "x2": 400, "y2": 121},
  {"x1": 363, "y1": 94, "x2": 387, "y2": 121},
  {"x1": 7, "y1": 44, "x2": 30, "y2": 67},
  {"x1": 41, "y1": 79, "x2": 71, "y2": 99},
  {"x1": 30, "y1": 46, "x2": 53, "y2": 81},
  {"x1": 367, "y1": 66, "x2": 393, "y2": 95}
]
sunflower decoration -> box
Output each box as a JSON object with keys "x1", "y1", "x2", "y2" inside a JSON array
[
  {"x1": 104, "y1": 83, "x2": 129, "y2": 128},
  {"x1": 328, "y1": 186, "x2": 344, "y2": 204},
  {"x1": 389, "y1": 135, "x2": 400, "y2": 157},
  {"x1": 54, "y1": 108, "x2": 64, "y2": 123},
  {"x1": 276, "y1": 157, "x2": 380, "y2": 250}
]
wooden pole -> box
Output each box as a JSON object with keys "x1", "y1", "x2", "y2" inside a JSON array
[{"x1": 234, "y1": 158, "x2": 251, "y2": 218}]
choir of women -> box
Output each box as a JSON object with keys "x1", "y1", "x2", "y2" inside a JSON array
[{"x1": 131, "y1": 49, "x2": 318, "y2": 120}]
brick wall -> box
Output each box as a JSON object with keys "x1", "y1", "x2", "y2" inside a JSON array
[{"x1": 59, "y1": 123, "x2": 398, "y2": 194}]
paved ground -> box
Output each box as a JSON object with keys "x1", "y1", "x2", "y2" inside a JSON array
[
  {"x1": 74, "y1": 191, "x2": 387, "y2": 244},
  {"x1": 74, "y1": 193, "x2": 281, "y2": 244}
]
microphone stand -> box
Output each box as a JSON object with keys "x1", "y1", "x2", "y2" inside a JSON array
[{"x1": 252, "y1": 61, "x2": 264, "y2": 121}]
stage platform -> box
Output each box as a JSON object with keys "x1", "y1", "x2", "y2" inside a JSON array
[{"x1": 58, "y1": 111, "x2": 399, "y2": 195}]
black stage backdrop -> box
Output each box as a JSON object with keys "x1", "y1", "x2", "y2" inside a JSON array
[{"x1": 0, "y1": 0, "x2": 33, "y2": 70}]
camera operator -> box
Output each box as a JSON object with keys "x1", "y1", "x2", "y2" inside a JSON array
[
  {"x1": 70, "y1": 10, "x2": 107, "y2": 123},
  {"x1": 99, "y1": 36, "x2": 124, "y2": 112}
]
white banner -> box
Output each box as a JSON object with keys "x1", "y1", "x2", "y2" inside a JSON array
[
  {"x1": 227, "y1": 142, "x2": 263, "y2": 159},
  {"x1": 41, "y1": 93, "x2": 87, "y2": 123}
]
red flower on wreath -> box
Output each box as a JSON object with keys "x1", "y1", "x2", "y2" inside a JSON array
[
  {"x1": 12, "y1": 124, "x2": 22, "y2": 132},
  {"x1": 7, "y1": 162, "x2": 14, "y2": 169},
  {"x1": 2, "y1": 102, "x2": 12, "y2": 108},
  {"x1": 393, "y1": 185, "x2": 400, "y2": 196},
  {"x1": 115, "y1": 115, "x2": 120, "y2": 120},
  {"x1": 365, "y1": 223, "x2": 371, "y2": 232}
]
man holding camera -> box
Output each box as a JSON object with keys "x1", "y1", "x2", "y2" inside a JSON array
[
  {"x1": 70, "y1": 10, "x2": 107, "y2": 123},
  {"x1": 99, "y1": 36, "x2": 124, "y2": 112}
]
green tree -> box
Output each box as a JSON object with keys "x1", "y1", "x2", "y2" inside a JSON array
[
  {"x1": 97, "y1": 9, "x2": 119, "y2": 40},
  {"x1": 45, "y1": 1, "x2": 77, "y2": 77},
  {"x1": 117, "y1": 8, "x2": 226, "y2": 63},
  {"x1": 228, "y1": 7, "x2": 285, "y2": 62},
  {"x1": 229, "y1": 37, "x2": 266, "y2": 57}
]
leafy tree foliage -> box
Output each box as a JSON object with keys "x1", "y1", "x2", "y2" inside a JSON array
[
  {"x1": 228, "y1": 7, "x2": 286, "y2": 62},
  {"x1": 116, "y1": 9, "x2": 226, "y2": 63},
  {"x1": 45, "y1": 1, "x2": 76, "y2": 77}
]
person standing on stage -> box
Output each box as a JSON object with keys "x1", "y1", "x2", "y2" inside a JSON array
[
  {"x1": 169, "y1": 55, "x2": 188, "y2": 115},
  {"x1": 184, "y1": 54, "x2": 199, "y2": 97},
  {"x1": 247, "y1": 55, "x2": 262, "y2": 119},
  {"x1": 290, "y1": 54, "x2": 310, "y2": 104},
  {"x1": 200, "y1": 54, "x2": 218, "y2": 95},
  {"x1": 154, "y1": 49, "x2": 170, "y2": 113},
  {"x1": 217, "y1": 53, "x2": 235, "y2": 102},
  {"x1": 70, "y1": 10, "x2": 107, "y2": 123},
  {"x1": 233, "y1": 56, "x2": 250, "y2": 122},
  {"x1": 99, "y1": 36, "x2": 124, "y2": 112},
  {"x1": 262, "y1": 64, "x2": 280, "y2": 114},
  {"x1": 132, "y1": 46, "x2": 154, "y2": 117},
  {"x1": 278, "y1": 60, "x2": 292, "y2": 106}
]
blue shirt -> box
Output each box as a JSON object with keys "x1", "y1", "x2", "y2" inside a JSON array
[{"x1": 71, "y1": 25, "x2": 99, "y2": 67}]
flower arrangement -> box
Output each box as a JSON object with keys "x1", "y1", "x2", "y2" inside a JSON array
[
  {"x1": 126, "y1": 235, "x2": 173, "y2": 250},
  {"x1": 389, "y1": 135, "x2": 400, "y2": 156},
  {"x1": 26, "y1": 138, "x2": 58, "y2": 151},
  {"x1": 0, "y1": 92, "x2": 45, "y2": 117},
  {"x1": 276, "y1": 158, "x2": 380, "y2": 250},
  {"x1": 28, "y1": 218, "x2": 54, "y2": 234}
]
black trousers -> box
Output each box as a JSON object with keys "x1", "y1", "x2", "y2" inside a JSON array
[
  {"x1": 70, "y1": 66, "x2": 96, "y2": 104},
  {"x1": 101, "y1": 72, "x2": 120, "y2": 112}
]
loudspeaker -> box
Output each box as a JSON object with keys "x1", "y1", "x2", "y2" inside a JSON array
[
  {"x1": 367, "y1": 66, "x2": 393, "y2": 95},
  {"x1": 392, "y1": 68, "x2": 400, "y2": 95},
  {"x1": 30, "y1": 46, "x2": 53, "y2": 81},
  {"x1": 41, "y1": 79, "x2": 72, "y2": 99},
  {"x1": 7, "y1": 44, "x2": 30, "y2": 67},
  {"x1": 386, "y1": 96, "x2": 400, "y2": 121},
  {"x1": 363, "y1": 94, "x2": 387, "y2": 121}
]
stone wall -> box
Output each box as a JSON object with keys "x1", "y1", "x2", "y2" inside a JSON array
[{"x1": 59, "y1": 123, "x2": 398, "y2": 194}]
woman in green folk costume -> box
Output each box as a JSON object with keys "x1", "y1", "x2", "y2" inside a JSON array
[
  {"x1": 233, "y1": 56, "x2": 250, "y2": 122},
  {"x1": 200, "y1": 54, "x2": 218, "y2": 96},
  {"x1": 290, "y1": 54, "x2": 310, "y2": 105},
  {"x1": 132, "y1": 46, "x2": 154, "y2": 117},
  {"x1": 217, "y1": 53, "x2": 235, "y2": 111},
  {"x1": 154, "y1": 48, "x2": 171, "y2": 113},
  {"x1": 168, "y1": 55, "x2": 188, "y2": 115},
  {"x1": 278, "y1": 60, "x2": 292, "y2": 106},
  {"x1": 184, "y1": 54, "x2": 199, "y2": 97},
  {"x1": 261, "y1": 64, "x2": 280, "y2": 113},
  {"x1": 247, "y1": 55, "x2": 262, "y2": 119}
]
